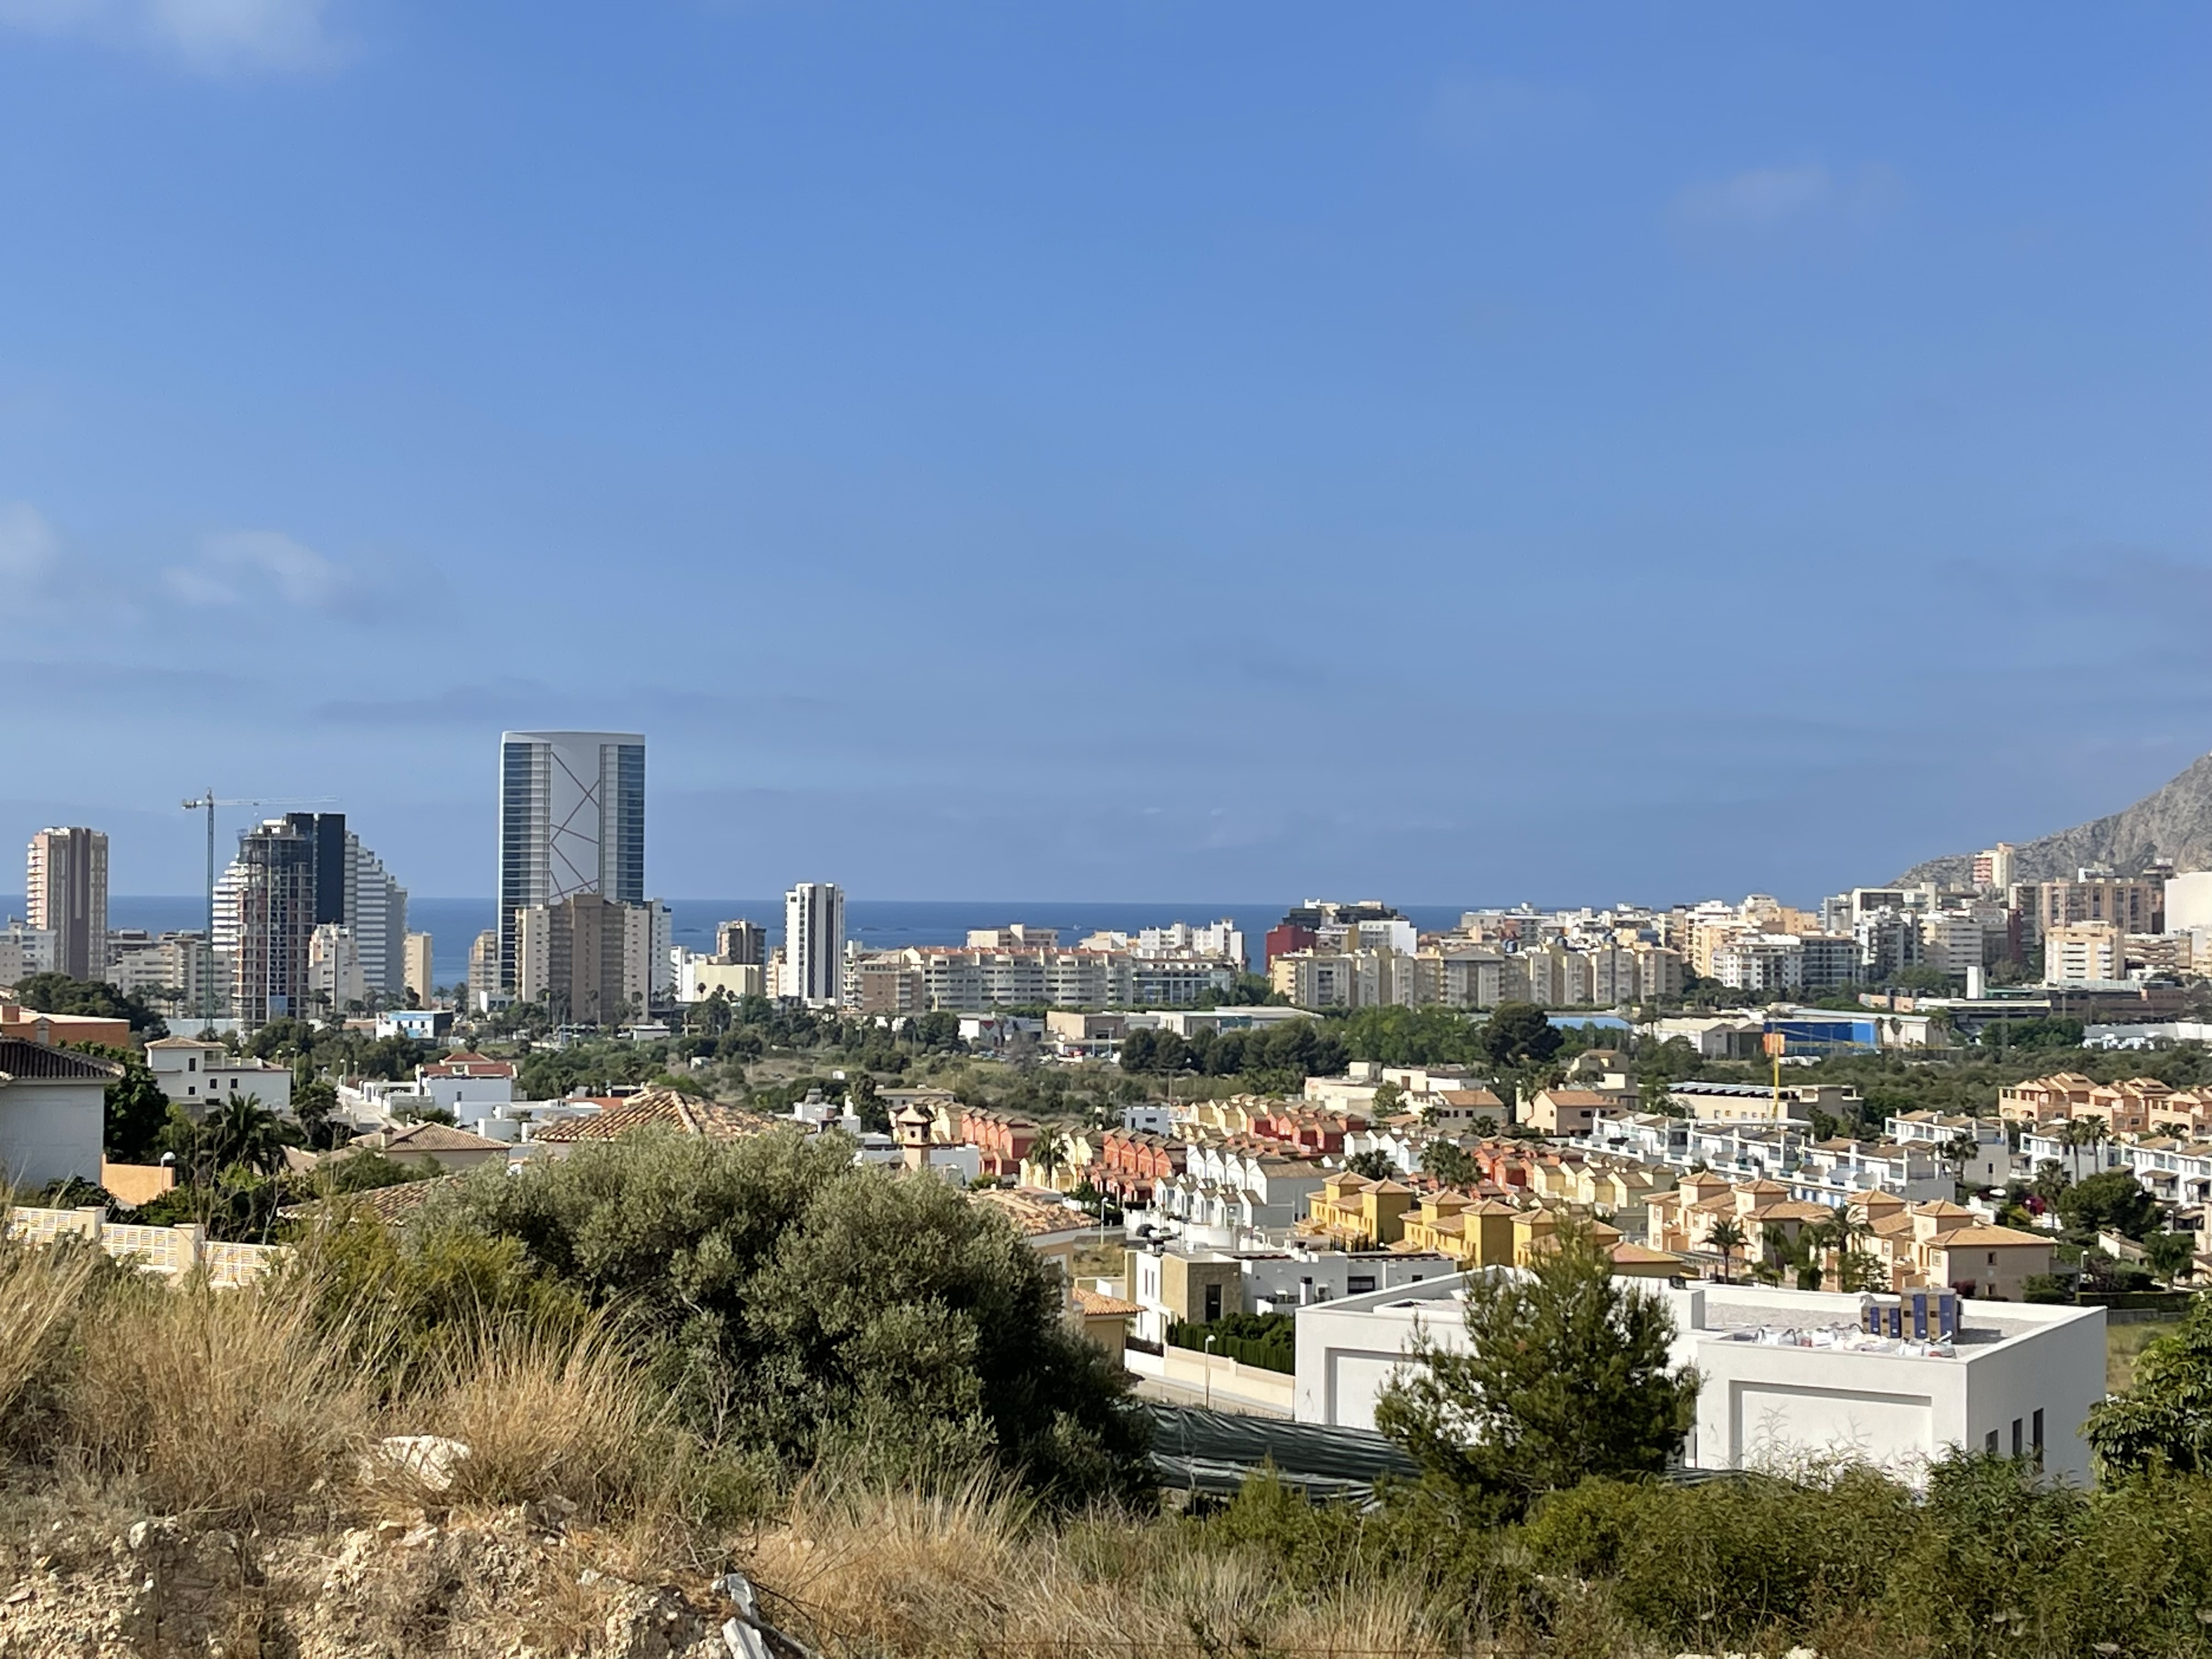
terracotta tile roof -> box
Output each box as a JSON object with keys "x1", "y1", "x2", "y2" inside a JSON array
[
  {"x1": 968, "y1": 1187, "x2": 1091, "y2": 1239},
  {"x1": 1932, "y1": 1224, "x2": 2051, "y2": 1248},
  {"x1": 1759, "y1": 1201, "x2": 1835, "y2": 1223},
  {"x1": 531, "y1": 1090, "x2": 782, "y2": 1144},
  {"x1": 374, "y1": 1121, "x2": 507, "y2": 1153},
  {"x1": 286, "y1": 1173, "x2": 465, "y2": 1224},
  {"x1": 1610, "y1": 1243, "x2": 1684, "y2": 1265},
  {"x1": 1070, "y1": 1287, "x2": 1142, "y2": 1318}
]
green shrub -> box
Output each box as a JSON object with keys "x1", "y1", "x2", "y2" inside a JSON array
[
  {"x1": 424, "y1": 1127, "x2": 1152, "y2": 1506},
  {"x1": 1168, "y1": 1311, "x2": 1294, "y2": 1373}
]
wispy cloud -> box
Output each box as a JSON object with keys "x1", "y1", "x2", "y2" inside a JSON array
[
  {"x1": 1428, "y1": 76, "x2": 1588, "y2": 154},
  {"x1": 0, "y1": 501, "x2": 60, "y2": 590},
  {"x1": 165, "y1": 529, "x2": 388, "y2": 616},
  {"x1": 0, "y1": 0, "x2": 339, "y2": 73},
  {"x1": 1671, "y1": 162, "x2": 1901, "y2": 242}
]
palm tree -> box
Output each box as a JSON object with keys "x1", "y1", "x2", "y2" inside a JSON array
[
  {"x1": 1942, "y1": 1130, "x2": 1982, "y2": 1190},
  {"x1": 1707, "y1": 1217, "x2": 1747, "y2": 1282},
  {"x1": 207, "y1": 1092, "x2": 288, "y2": 1177},
  {"x1": 1031, "y1": 1132, "x2": 1069, "y2": 1190}
]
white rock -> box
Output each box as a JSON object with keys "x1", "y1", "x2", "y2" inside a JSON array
[{"x1": 368, "y1": 1435, "x2": 473, "y2": 1492}]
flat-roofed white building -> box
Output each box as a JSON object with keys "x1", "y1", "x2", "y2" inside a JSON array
[
  {"x1": 1293, "y1": 1274, "x2": 2105, "y2": 1486},
  {"x1": 143, "y1": 1035, "x2": 294, "y2": 1115}
]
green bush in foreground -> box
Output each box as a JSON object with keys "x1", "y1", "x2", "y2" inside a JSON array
[{"x1": 404, "y1": 1127, "x2": 1152, "y2": 1506}]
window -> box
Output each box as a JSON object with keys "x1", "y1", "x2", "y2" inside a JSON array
[
  {"x1": 1985, "y1": 1430, "x2": 1999, "y2": 1455},
  {"x1": 2012, "y1": 1419, "x2": 2023, "y2": 1457},
  {"x1": 2033, "y1": 1409, "x2": 2045, "y2": 1464},
  {"x1": 1203, "y1": 1283, "x2": 1221, "y2": 1322}
]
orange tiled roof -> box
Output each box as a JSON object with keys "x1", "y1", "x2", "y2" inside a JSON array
[
  {"x1": 1070, "y1": 1287, "x2": 1142, "y2": 1317},
  {"x1": 531, "y1": 1090, "x2": 782, "y2": 1144}
]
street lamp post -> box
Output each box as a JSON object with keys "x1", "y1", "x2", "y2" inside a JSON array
[{"x1": 1204, "y1": 1332, "x2": 1218, "y2": 1410}]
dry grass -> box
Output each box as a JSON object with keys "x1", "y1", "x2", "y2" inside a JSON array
[
  {"x1": 2107, "y1": 1314, "x2": 2183, "y2": 1392},
  {"x1": 390, "y1": 1314, "x2": 671, "y2": 1520},
  {"x1": 0, "y1": 1234, "x2": 99, "y2": 1421},
  {"x1": 63, "y1": 1266, "x2": 373, "y2": 1525},
  {"x1": 738, "y1": 1476, "x2": 1471, "y2": 1659}
]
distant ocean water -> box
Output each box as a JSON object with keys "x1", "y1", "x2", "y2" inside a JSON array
[{"x1": 17, "y1": 896, "x2": 1485, "y2": 987}]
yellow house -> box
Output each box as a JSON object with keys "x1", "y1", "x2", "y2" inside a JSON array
[
  {"x1": 1511, "y1": 1207, "x2": 1622, "y2": 1267},
  {"x1": 1397, "y1": 1192, "x2": 1523, "y2": 1269},
  {"x1": 1304, "y1": 1171, "x2": 1418, "y2": 1248},
  {"x1": 1609, "y1": 1242, "x2": 1688, "y2": 1280}
]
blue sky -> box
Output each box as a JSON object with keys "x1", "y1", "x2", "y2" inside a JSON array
[{"x1": 2, "y1": 2, "x2": 2208, "y2": 906}]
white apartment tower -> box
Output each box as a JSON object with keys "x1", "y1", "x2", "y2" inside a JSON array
[
  {"x1": 26, "y1": 827, "x2": 107, "y2": 981},
  {"x1": 783, "y1": 882, "x2": 845, "y2": 1006},
  {"x1": 497, "y1": 731, "x2": 646, "y2": 991}
]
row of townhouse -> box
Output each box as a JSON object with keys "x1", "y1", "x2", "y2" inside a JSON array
[
  {"x1": 1150, "y1": 1142, "x2": 1331, "y2": 1238},
  {"x1": 2017, "y1": 1123, "x2": 2212, "y2": 1209},
  {"x1": 1646, "y1": 1173, "x2": 2056, "y2": 1300},
  {"x1": 1298, "y1": 1169, "x2": 1688, "y2": 1279},
  {"x1": 1121, "y1": 1240, "x2": 1453, "y2": 1348},
  {"x1": 1175, "y1": 1093, "x2": 1369, "y2": 1150},
  {"x1": 1998, "y1": 1071, "x2": 2212, "y2": 1138},
  {"x1": 1566, "y1": 1110, "x2": 1953, "y2": 1204}
]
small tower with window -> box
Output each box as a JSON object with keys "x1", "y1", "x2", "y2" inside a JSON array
[{"x1": 893, "y1": 1101, "x2": 934, "y2": 1173}]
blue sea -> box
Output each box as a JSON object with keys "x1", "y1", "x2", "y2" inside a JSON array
[{"x1": 19, "y1": 896, "x2": 1486, "y2": 986}]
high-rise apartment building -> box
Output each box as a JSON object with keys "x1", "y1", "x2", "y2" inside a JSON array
[
  {"x1": 1972, "y1": 843, "x2": 2017, "y2": 891},
  {"x1": 345, "y1": 839, "x2": 409, "y2": 999},
  {"x1": 497, "y1": 731, "x2": 646, "y2": 990},
  {"x1": 26, "y1": 827, "x2": 108, "y2": 981},
  {"x1": 215, "y1": 814, "x2": 408, "y2": 1026},
  {"x1": 225, "y1": 815, "x2": 326, "y2": 1028},
  {"x1": 2014, "y1": 873, "x2": 2164, "y2": 950},
  {"x1": 782, "y1": 882, "x2": 845, "y2": 1005},
  {"x1": 515, "y1": 892, "x2": 652, "y2": 1025},
  {"x1": 404, "y1": 932, "x2": 435, "y2": 1003},
  {"x1": 467, "y1": 930, "x2": 500, "y2": 1007},
  {"x1": 716, "y1": 919, "x2": 766, "y2": 965}
]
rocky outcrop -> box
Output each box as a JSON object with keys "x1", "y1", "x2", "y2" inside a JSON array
[
  {"x1": 0, "y1": 1507, "x2": 732, "y2": 1659},
  {"x1": 1896, "y1": 751, "x2": 2212, "y2": 887}
]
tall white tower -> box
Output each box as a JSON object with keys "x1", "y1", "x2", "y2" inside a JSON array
[
  {"x1": 782, "y1": 882, "x2": 845, "y2": 1006},
  {"x1": 497, "y1": 731, "x2": 646, "y2": 990}
]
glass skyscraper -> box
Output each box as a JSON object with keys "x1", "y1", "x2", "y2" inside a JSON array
[{"x1": 496, "y1": 730, "x2": 646, "y2": 990}]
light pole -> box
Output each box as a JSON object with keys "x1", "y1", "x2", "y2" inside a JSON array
[{"x1": 1203, "y1": 1332, "x2": 1218, "y2": 1410}]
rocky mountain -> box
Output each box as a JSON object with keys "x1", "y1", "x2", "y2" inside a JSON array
[{"x1": 1896, "y1": 751, "x2": 2212, "y2": 887}]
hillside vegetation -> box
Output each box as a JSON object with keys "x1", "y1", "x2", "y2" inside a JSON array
[{"x1": 9, "y1": 1135, "x2": 2212, "y2": 1656}]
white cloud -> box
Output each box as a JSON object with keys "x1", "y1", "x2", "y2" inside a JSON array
[
  {"x1": 1673, "y1": 162, "x2": 1902, "y2": 238},
  {"x1": 0, "y1": 0, "x2": 337, "y2": 72},
  {"x1": 0, "y1": 501, "x2": 60, "y2": 587},
  {"x1": 166, "y1": 529, "x2": 365, "y2": 613},
  {"x1": 1677, "y1": 164, "x2": 1832, "y2": 225}
]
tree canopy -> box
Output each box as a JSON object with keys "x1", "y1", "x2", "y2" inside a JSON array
[
  {"x1": 2056, "y1": 1169, "x2": 2159, "y2": 1240},
  {"x1": 1374, "y1": 1223, "x2": 1697, "y2": 1521},
  {"x1": 1479, "y1": 1002, "x2": 1564, "y2": 1069},
  {"x1": 2086, "y1": 1293, "x2": 2212, "y2": 1478},
  {"x1": 426, "y1": 1127, "x2": 1150, "y2": 1503},
  {"x1": 9, "y1": 972, "x2": 167, "y2": 1036}
]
